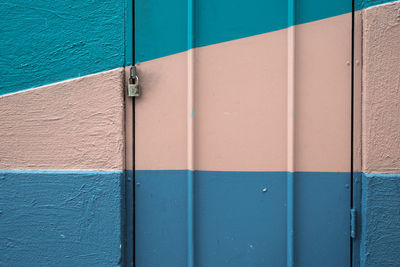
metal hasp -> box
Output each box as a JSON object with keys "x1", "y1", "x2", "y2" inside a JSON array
[
  {"x1": 128, "y1": 66, "x2": 140, "y2": 97},
  {"x1": 351, "y1": 209, "x2": 357, "y2": 239}
]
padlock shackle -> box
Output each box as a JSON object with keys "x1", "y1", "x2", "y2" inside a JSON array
[{"x1": 130, "y1": 66, "x2": 136, "y2": 78}]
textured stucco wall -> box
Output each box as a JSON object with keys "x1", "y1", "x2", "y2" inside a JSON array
[
  {"x1": 0, "y1": 68, "x2": 128, "y2": 266},
  {"x1": 357, "y1": 0, "x2": 400, "y2": 9},
  {"x1": 0, "y1": 1, "x2": 129, "y2": 265},
  {"x1": 0, "y1": 171, "x2": 124, "y2": 266},
  {"x1": 0, "y1": 68, "x2": 125, "y2": 171},
  {"x1": 361, "y1": 173, "x2": 400, "y2": 266},
  {"x1": 362, "y1": 1, "x2": 400, "y2": 174},
  {"x1": 361, "y1": 1, "x2": 400, "y2": 266},
  {"x1": 0, "y1": 0, "x2": 129, "y2": 95}
]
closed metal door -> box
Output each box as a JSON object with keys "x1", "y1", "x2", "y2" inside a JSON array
[{"x1": 133, "y1": 0, "x2": 352, "y2": 266}]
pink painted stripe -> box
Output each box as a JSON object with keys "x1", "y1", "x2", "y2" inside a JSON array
[
  {"x1": 134, "y1": 13, "x2": 352, "y2": 172},
  {"x1": 362, "y1": 2, "x2": 400, "y2": 174},
  {"x1": 193, "y1": 28, "x2": 288, "y2": 172},
  {"x1": 0, "y1": 68, "x2": 125, "y2": 170},
  {"x1": 293, "y1": 12, "x2": 352, "y2": 172},
  {"x1": 134, "y1": 52, "x2": 188, "y2": 170},
  {"x1": 125, "y1": 67, "x2": 134, "y2": 171}
]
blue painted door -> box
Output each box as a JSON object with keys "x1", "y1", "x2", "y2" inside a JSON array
[{"x1": 134, "y1": 0, "x2": 352, "y2": 266}]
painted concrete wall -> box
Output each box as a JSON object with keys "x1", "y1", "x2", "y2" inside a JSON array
[
  {"x1": 0, "y1": 70, "x2": 128, "y2": 266},
  {"x1": 0, "y1": 69, "x2": 125, "y2": 170},
  {"x1": 0, "y1": 0, "x2": 130, "y2": 95},
  {"x1": 0, "y1": 170, "x2": 124, "y2": 266},
  {"x1": 361, "y1": 1, "x2": 400, "y2": 266},
  {"x1": 0, "y1": 0, "x2": 129, "y2": 266}
]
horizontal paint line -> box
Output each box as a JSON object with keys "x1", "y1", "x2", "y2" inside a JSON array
[
  {"x1": 134, "y1": 170, "x2": 400, "y2": 177},
  {"x1": 0, "y1": 67, "x2": 124, "y2": 98},
  {"x1": 0, "y1": 169, "x2": 125, "y2": 175},
  {"x1": 135, "y1": 0, "x2": 398, "y2": 63},
  {"x1": 136, "y1": 170, "x2": 400, "y2": 176}
]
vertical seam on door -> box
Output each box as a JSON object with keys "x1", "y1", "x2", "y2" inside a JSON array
[
  {"x1": 187, "y1": 0, "x2": 195, "y2": 266},
  {"x1": 287, "y1": 0, "x2": 296, "y2": 266},
  {"x1": 351, "y1": 0, "x2": 357, "y2": 266}
]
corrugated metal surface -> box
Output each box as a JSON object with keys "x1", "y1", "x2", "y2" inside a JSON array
[{"x1": 133, "y1": 0, "x2": 352, "y2": 265}]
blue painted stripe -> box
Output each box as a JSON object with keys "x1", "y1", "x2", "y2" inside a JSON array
[
  {"x1": 352, "y1": 172, "x2": 362, "y2": 267},
  {"x1": 187, "y1": 170, "x2": 195, "y2": 267},
  {"x1": 360, "y1": 172, "x2": 400, "y2": 266},
  {"x1": 0, "y1": 0, "x2": 128, "y2": 96},
  {"x1": 135, "y1": 0, "x2": 399, "y2": 63},
  {"x1": 287, "y1": 172, "x2": 294, "y2": 267},
  {"x1": 135, "y1": 170, "x2": 188, "y2": 266},
  {"x1": 0, "y1": 170, "x2": 125, "y2": 266},
  {"x1": 293, "y1": 172, "x2": 351, "y2": 266},
  {"x1": 135, "y1": 170, "x2": 350, "y2": 266},
  {"x1": 124, "y1": 170, "x2": 134, "y2": 267}
]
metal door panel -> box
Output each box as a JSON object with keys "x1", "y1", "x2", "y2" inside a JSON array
[{"x1": 134, "y1": 0, "x2": 352, "y2": 266}]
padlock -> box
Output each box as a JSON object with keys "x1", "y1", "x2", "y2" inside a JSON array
[{"x1": 128, "y1": 75, "x2": 140, "y2": 97}]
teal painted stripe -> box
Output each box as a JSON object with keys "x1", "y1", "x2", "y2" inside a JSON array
[
  {"x1": 136, "y1": 0, "x2": 399, "y2": 63},
  {"x1": 356, "y1": 0, "x2": 399, "y2": 9},
  {"x1": 125, "y1": 0, "x2": 133, "y2": 66},
  {"x1": 0, "y1": 0, "x2": 128, "y2": 96},
  {"x1": 135, "y1": 170, "x2": 351, "y2": 266},
  {"x1": 2, "y1": 0, "x2": 396, "y2": 96},
  {"x1": 135, "y1": 0, "x2": 351, "y2": 63}
]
